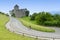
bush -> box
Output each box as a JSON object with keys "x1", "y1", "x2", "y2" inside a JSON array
[
  {"x1": 44, "y1": 21, "x2": 55, "y2": 26},
  {"x1": 30, "y1": 11, "x2": 60, "y2": 27},
  {"x1": 57, "y1": 21, "x2": 60, "y2": 26},
  {"x1": 19, "y1": 18, "x2": 55, "y2": 32},
  {"x1": 30, "y1": 13, "x2": 37, "y2": 20},
  {"x1": 25, "y1": 11, "x2": 29, "y2": 16},
  {"x1": 11, "y1": 13, "x2": 15, "y2": 17}
]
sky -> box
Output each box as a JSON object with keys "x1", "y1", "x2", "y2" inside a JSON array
[{"x1": 0, "y1": 0, "x2": 60, "y2": 14}]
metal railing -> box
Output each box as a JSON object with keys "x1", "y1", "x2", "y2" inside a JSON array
[
  {"x1": 6, "y1": 20, "x2": 60, "y2": 40},
  {"x1": 14, "y1": 30, "x2": 60, "y2": 40}
]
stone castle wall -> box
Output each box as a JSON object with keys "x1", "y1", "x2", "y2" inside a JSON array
[{"x1": 10, "y1": 5, "x2": 27, "y2": 18}]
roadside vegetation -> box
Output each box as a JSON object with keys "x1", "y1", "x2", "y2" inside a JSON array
[
  {"x1": 30, "y1": 12, "x2": 60, "y2": 27},
  {"x1": 18, "y1": 11, "x2": 60, "y2": 32},
  {"x1": 20, "y1": 11, "x2": 60, "y2": 32},
  {"x1": 18, "y1": 17, "x2": 55, "y2": 32},
  {"x1": 0, "y1": 13, "x2": 36, "y2": 40}
]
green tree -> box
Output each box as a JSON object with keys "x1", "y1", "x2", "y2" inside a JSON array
[
  {"x1": 45, "y1": 12, "x2": 54, "y2": 21},
  {"x1": 0, "y1": 12, "x2": 5, "y2": 15},
  {"x1": 35, "y1": 12, "x2": 54, "y2": 25},
  {"x1": 30, "y1": 13, "x2": 37, "y2": 20},
  {"x1": 35, "y1": 12, "x2": 46, "y2": 25},
  {"x1": 25, "y1": 11, "x2": 29, "y2": 16},
  {"x1": 53, "y1": 14, "x2": 60, "y2": 20},
  {"x1": 30, "y1": 11, "x2": 60, "y2": 27},
  {"x1": 11, "y1": 13, "x2": 15, "y2": 17}
]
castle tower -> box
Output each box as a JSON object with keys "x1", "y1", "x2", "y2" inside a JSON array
[
  {"x1": 14, "y1": 4, "x2": 19, "y2": 10},
  {"x1": 10, "y1": 4, "x2": 29, "y2": 18}
]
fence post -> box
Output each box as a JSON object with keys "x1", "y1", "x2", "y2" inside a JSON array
[
  {"x1": 35, "y1": 36, "x2": 38, "y2": 40},
  {"x1": 23, "y1": 33, "x2": 24, "y2": 36},
  {"x1": 53, "y1": 38, "x2": 55, "y2": 40},
  {"x1": 29, "y1": 26, "x2": 31, "y2": 29}
]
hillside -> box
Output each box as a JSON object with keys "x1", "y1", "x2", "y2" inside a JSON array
[
  {"x1": 0, "y1": 14, "x2": 36, "y2": 40},
  {"x1": 18, "y1": 17, "x2": 55, "y2": 32}
]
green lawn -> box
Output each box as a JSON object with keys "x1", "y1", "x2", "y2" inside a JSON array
[
  {"x1": 18, "y1": 17, "x2": 55, "y2": 32},
  {"x1": 0, "y1": 14, "x2": 37, "y2": 40}
]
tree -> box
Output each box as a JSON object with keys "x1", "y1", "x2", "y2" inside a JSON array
[
  {"x1": 0, "y1": 12, "x2": 5, "y2": 15},
  {"x1": 11, "y1": 13, "x2": 15, "y2": 17},
  {"x1": 25, "y1": 11, "x2": 29, "y2": 16},
  {"x1": 30, "y1": 11, "x2": 60, "y2": 27},
  {"x1": 35, "y1": 12, "x2": 54, "y2": 25},
  {"x1": 35, "y1": 12, "x2": 47, "y2": 25},
  {"x1": 53, "y1": 14, "x2": 60, "y2": 20},
  {"x1": 45, "y1": 12, "x2": 53, "y2": 21},
  {"x1": 30, "y1": 13, "x2": 37, "y2": 20}
]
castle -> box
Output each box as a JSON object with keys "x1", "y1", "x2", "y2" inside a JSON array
[{"x1": 10, "y1": 4, "x2": 29, "y2": 17}]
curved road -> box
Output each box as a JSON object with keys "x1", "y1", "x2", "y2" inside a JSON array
[{"x1": 6, "y1": 17, "x2": 60, "y2": 40}]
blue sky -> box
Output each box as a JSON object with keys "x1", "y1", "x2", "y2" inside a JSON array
[{"x1": 0, "y1": 0, "x2": 60, "y2": 14}]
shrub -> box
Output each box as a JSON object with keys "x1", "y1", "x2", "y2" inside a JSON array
[
  {"x1": 11, "y1": 13, "x2": 15, "y2": 17},
  {"x1": 30, "y1": 13, "x2": 37, "y2": 20},
  {"x1": 25, "y1": 11, "x2": 29, "y2": 16}
]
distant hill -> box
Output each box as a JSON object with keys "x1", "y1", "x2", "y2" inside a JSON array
[{"x1": 50, "y1": 11, "x2": 60, "y2": 14}]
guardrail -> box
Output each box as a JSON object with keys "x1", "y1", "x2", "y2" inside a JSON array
[
  {"x1": 6, "y1": 19, "x2": 60, "y2": 40},
  {"x1": 14, "y1": 30, "x2": 60, "y2": 40}
]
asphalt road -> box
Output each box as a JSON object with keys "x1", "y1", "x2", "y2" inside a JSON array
[{"x1": 6, "y1": 17, "x2": 60, "y2": 40}]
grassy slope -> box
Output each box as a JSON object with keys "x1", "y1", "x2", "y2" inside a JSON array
[
  {"x1": 0, "y1": 14, "x2": 36, "y2": 40},
  {"x1": 18, "y1": 17, "x2": 55, "y2": 32}
]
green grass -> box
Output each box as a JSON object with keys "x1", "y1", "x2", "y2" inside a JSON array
[
  {"x1": 0, "y1": 14, "x2": 37, "y2": 40},
  {"x1": 18, "y1": 17, "x2": 55, "y2": 32}
]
